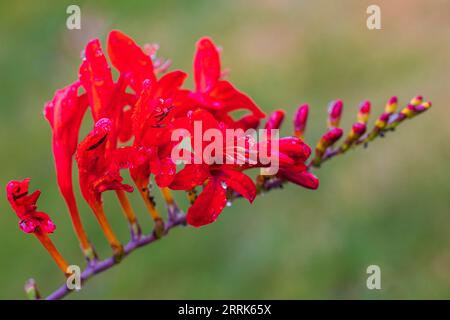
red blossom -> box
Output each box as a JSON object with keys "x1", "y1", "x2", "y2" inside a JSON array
[
  {"x1": 171, "y1": 164, "x2": 256, "y2": 227},
  {"x1": 190, "y1": 37, "x2": 265, "y2": 124},
  {"x1": 129, "y1": 71, "x2": 188, "y2": 189},
  {"x1": 44, "y1": 81, "x2": 88, "y2": 214},
  {"x1": 168, "y1": 109, "x2": 259, "y2": 226},
  {"x1": 6, "y1": 179, "x2": 56, "y2": 234},
  {"x1": 76, "y1": 118, "x2": 133, "y2": 207}
]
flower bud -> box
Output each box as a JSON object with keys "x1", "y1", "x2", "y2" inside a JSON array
[
  {"x1": 410, "y1": 95, "x2": 423, "y2": 106},
  {"x1": 357, "y1": 100, "x2": 371, "y2": 124},
  {"x1": 313, "y1": 127, "x2": 343, "y2": 166},
  {"x1": 384, "y1": 96, "x2": 398, "y2": 114},
  {"x1": 265, "y1": 110, "x2": 285, "y2": 130},
  {"x1": 24, "y1": 279, "x2": 41, "y2": 300},
  {"x1": 366, "y1": 112, "x2": 391, "y2": 141},
  {"x1": 328, "y1": 100, "x2": 343, "y2": 128},
  {"x1": 400, "y1": 104, "x2": 417, "y2": 119},
  {"x1": 414, "y1": 101, "x2": 432, "y2": 113},
  {"x1": 340, "y1": 122, "x2": 367, "y2": 152},
  {"x1": 294, "y1": 104, "x2": 309, "y2": 138}
]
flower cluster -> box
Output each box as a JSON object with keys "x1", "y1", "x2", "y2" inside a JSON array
[
  {"x1": 42, "y1": 30, "x2": 318, "y2": 236},
  {"x1": 5, "y1": 31, "x2": 431, "y2": 289}
]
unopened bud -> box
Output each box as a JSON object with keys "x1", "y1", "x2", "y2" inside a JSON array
[
  {"x1": 328, "y1": 100, "x2": 343, "y2": 128},
  {"x1": 384, "y1": 96, "x2": 398, "y2": 114},
  {"x1": 25, "y1": 279, "x2": 40, "y2": 300},
  {"x1": 366, "y1": 112, "x2": 391, "y2": 141},
  {"x1": 414, "y1": 101, "x2": 432, "y2": 113},
  {"x1": 294, "y1": 104, "x2": 309, "y2": 138},
  {"x1": 265, "y1": 110, "x2": 285, "y2": 130},
  {"x1": 357, "y1": 100, "x2": 371, "y2": 124},
  {"x1": 236, "y1": 114, "x2": 261, "y2": 130},
  {"x1": 410, "y1": 95, "x2": 423, "y2": 106},
  {"x1": 313, "y1": 127, "x2": 343, "y2": 166},
  {"x1": 340, "y1": 122, "x2": 367, "y2": 152},
  {"x1": 400, "y1": 104, "x2": 417, "y2": 119}
]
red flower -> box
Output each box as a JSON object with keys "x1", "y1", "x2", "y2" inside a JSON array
[
  {"x1": 169, "y1": 109, "x2": 257, "y2": 226},
  {"x1": 171, "y1": 164, "x2": 256, "y2": 227},
  {"x1": 76, "y1": 118, "x2": 133, "y2": 207},
  {"x1": 79, "y1": 33, "x2": 143, "y2": 148},
  {"x1": 6, "y1": 179, "x2": 56, "y2": 234},
  {"x1": 79, "y1": 39, "x2": 116, "y2": 121},
  {"x1": 189, "y1": 37, "x2": 265, "y2": 124},
  {"x1": 130, "y1": 71, "x2": 188, "y2": 189},
  {"x1": 43, "y1": 81, "x2": 88, "y2": 215}
]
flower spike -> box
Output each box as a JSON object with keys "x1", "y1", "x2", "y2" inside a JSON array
[{"x1": 6, "y1": 31, "x2": 432, "y2": 299}]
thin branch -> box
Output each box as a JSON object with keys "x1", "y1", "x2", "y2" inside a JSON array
[{"x1": 45, "y1": 213, "x2": 186, "y2": 300}]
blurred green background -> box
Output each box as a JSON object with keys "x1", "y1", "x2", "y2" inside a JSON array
[{"x1": 0, "y1": 0, "x2": 449, "y2": 299}]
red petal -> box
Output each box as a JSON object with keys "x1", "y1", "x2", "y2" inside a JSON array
[
  {"x1": 118, "y1": 107, "x2": 133, "y2": 143},
  {"x1": 154, "y1": 70, "x2": 187, "y2": 98},
  {"x1": 44, "y1": 82, "x2": 88, "y2": 204},
  {"x1": 218, "y1": 169, "x2": 256, "y2": 203},
  {"x1": 79, "y1": 39, "x2": 115, "y2": 120},
  {"x1": 19, "y1": 216, "x2": 40, "y2": 233},
  {"x1": 186, "y1": 177, "x2": 227, "y2": 227},
  {"x1": 209, "y1": 80, "x2": 266, "y2": 119},
  {"x1": 194, "y1": 37, "x2": 221, "y2": 92},
  {"x1": 107, "y1": 30, "x2": 156, "y2": 92},
  {"x1": 6, "y1": 178, "x2": 41, "y2": 218},
  {"x1": 153, "y1": 157, "x2": 177, "y2": 187},
  {"x1": 170, "y1": 164, "x2": 209, "y2": 190}
]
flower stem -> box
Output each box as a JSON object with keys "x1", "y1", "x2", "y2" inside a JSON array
[
  {"x1": 161, "y1": 187, "x2": 180, "y2": 221},
  {"x1": 66, "y1": 196, "x2": 96, "y2": 261},
  {"x1": 161, "y1": 187, "x2": 174, "y2": 206},
  {"x1": 115, "y1": 190, "x2": 141, "y2": 239},
  {"x1": 138, "y1": 186, "x2": 161, "y2": 221},
  {"x1": 34, "y1": 230, "x2": 70, "y2": 276},
  {"x1": 91, "y1": 203, "x2": 123, "y2": 260}
]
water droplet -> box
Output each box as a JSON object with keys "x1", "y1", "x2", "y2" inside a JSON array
[{"x1": 221, "y1": 181, "x2": 227, "y2": 189}]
